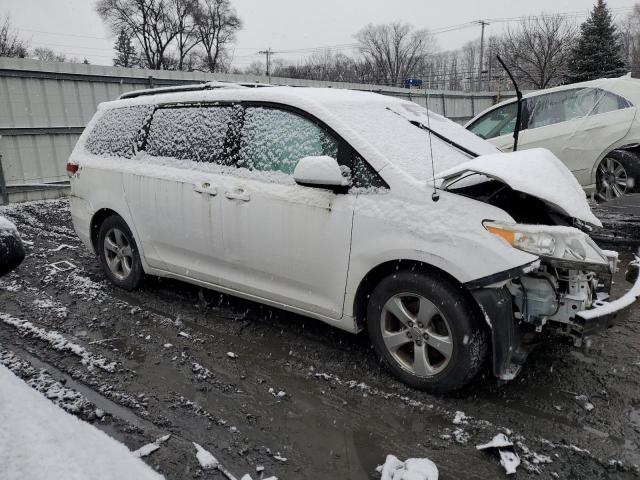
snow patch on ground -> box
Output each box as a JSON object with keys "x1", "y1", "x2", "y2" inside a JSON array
[
  {"x1": 0, "y1": 350, "x2": 94, "y2": 418},
  {"x1": 0, "y1": 364, "x2": 164, "y2": 480},
  {"x1": 377, "y1": 454, "x2": 438, "y2": 480},
  {"x1": 33, "y1": 298, "x2": 69, "y2": 319},
  {"x1": 0, "y1": 313, "x2": 116, "y2": 372}
]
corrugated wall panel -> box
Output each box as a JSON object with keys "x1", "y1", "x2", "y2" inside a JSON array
[{"x1": 0, "y1": 56, "x2": 511, "y2": 194}]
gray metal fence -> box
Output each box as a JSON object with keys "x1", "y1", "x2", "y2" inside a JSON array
[{"x1": 0, "y1": 56, "x2": 511, "y2": 203}]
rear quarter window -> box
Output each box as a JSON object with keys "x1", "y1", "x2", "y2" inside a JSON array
[{"x1": 85, "y1": 106, "x2": 152, "y2": 158}]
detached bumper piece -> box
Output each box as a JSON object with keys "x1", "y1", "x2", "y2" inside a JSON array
[{"x1": 573, "y1": 260, "x2": 640, "y2": 337}]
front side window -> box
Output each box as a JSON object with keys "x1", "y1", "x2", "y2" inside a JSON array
[
  {"x1": 468, "y1": 102, "x2": 518, "y2": 140},
  {"x1": 145, "y1": 106, "x2": 234, "y2": 164},
  {"x1": 238, "y1": 107, "x2": 339, "y2": 175},
  {"x1": 85, "y1": 106, "x2": 152, "y2": 158}
]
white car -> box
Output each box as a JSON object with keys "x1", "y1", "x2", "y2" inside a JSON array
[
  {"x1": 466, "y1": 77, "x2": 640, "y2": 202},
  {"x1": 68, "y1": 83, "x2": 640, "y2": 393}
]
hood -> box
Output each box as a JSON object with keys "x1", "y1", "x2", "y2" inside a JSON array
[{"x1": 436, "y1": 148, "x2": 602, "y2": 227}]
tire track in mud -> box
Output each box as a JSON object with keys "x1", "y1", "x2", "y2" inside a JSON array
[{"x1": 1, "y1": 198, "x2": 639, "y2": 479}]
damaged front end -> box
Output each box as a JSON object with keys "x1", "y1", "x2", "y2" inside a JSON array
[{"x1": 468, "y1": 222, "x2": 640, "y2": 381}]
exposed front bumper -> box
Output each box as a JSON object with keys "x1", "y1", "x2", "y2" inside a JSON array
[{"x1": 574, "y1": 258, "x2": 640, "y2": 335}]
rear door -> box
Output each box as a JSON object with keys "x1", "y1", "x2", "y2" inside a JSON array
[
  {"x1": 216, "y1": 105, "x2": 356, "y2": 319},
  {"x1": 123, "y1": 104, "x2": 237, "y2": 283},
  {"x1": 516, "y1": 88, "x2": 636, "y2": 185}
]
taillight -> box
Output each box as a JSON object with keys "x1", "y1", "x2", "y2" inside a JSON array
[{"x1": 66, "y1": 163, "x2": 79, "y2": 176}]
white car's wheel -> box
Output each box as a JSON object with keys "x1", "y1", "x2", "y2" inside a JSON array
[{"x1": 596, "y1": 153, "x2": 631, "y2": 202}]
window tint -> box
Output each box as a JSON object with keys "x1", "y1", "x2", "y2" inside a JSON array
[
  {"x1": 351, "y1": 152, "x2": 388, "y2": 190},
  {"x1": 238, "y1": 107, "x2": 339, "y2": 175},
  {"x1": 85, "y1": 106, "x2": 152, "y2": 158},
  {"x1": 468, "y1": 102, "x2": 518, "y2": 140},
  {"x1": 145, "y1": 106, "x2": 234, "y2": 164},
  {"x1": 527, "y1": 88, "x2": 631, "y2": 129}
]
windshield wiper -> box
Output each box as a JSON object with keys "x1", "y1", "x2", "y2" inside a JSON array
[{"x1": 386, "y1": 107, "x2": 480, "y2": 159}]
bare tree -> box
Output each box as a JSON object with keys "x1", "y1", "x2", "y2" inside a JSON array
[
  {"x1": 499, "y1": 15, "x2": 577, "y2": 89},
  {"x1": 171, "y1": 0, "x2": 200, "y2": 70},
  {"x1": 96, "y1": 0, "x2": 181, "y2": 69},
  {"x1": 0, "y1": 14, "x2": 28, "y2": 58},
  {"x1": 32, "y1": 47, "x2": 67, "y2": 62},
  {"x1": 192, "y1": 0, "x2": 241, "y2": 72},
  {"x1": 619, "y1": 5, "x2": 640, "y2": 78},
  {"x1": 355, "y1": 22, "x2": 437, "y2": 86}
]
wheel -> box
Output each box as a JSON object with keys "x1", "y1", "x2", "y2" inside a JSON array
[
  {"x1": 97, "y1": 215, "x2": 144, "y2": 290},
  {"x1": 596, "y1": 151, "x2": 638, "y2": 202},
  {"x1": 367, "y1": 270, "x2": 488, "y2": 393}
]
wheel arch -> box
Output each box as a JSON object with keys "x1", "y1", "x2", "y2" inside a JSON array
[
  {"x1": 89, "y1": 208, "x2": 123, "y2": 254},
  {"x1": 352, "y1": 259, "x2": 474, "y2": 330}
]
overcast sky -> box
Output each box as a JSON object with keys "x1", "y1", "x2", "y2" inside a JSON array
[{"x1": 3, "y1": 0, "x2": 637, "y2": 67}]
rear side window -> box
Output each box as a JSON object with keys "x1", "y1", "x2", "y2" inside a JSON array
[
  {"x1": 145, "y1": 106, "x2": 234, "y2": 164},
  {"x1": 238, "y1": 107, "x2": 339, "y2": 175},
  {"x1": 85, "y1": 106, "x2": 152, "y2": 158},
  {"x1": 468, "y1": 102, "x2": 518, "y2": 140}
]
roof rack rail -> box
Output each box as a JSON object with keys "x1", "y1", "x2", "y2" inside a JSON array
[{"x1": 118, "y1": 80, "x2": 273, "y2": 100}]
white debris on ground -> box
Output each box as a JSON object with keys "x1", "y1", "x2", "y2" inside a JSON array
[
  {"x1": 193, "y1": 442, "x2": 219, "y2": 470},
  {"x1": 227, "y1": 351, "x2": 238, "y2": 359},
  {"x1": 133, "y1": 434, "x2": 171, "y2": 458},
  {"x1": 574, "y1": 394, "x2": 595, "y2": 411},
  {"x1": 0, "y1": 364, "x2": 164, "y2": 480},
  {"x1": 0, "y1": 313, "x2": 116, "y2": 372},
  {"x1": 452, "y1": 410, "x2": 468, "y2": 425},
  {"x1": 476, "y1": 433, "x2": 521, "y2": 475},
  {"x1": 376, "y1": 454, "x2": 439, "y2": 480}
]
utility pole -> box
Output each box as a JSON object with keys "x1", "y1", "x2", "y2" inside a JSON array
[
  {"x1": 258, "y1": 48, "x2": 273, "y2": 83},
  {"x1": 477, "y1": 20, "x2": 489, "y2": 91}
]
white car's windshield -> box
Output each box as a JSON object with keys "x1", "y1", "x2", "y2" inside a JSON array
[{"x1": 328, "y1": 99, "x2": 500, "y2": 180}]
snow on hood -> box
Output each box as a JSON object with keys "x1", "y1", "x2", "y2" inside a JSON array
[{"x1": 437, "y1": 148, "x2": 602, "y2": 227}]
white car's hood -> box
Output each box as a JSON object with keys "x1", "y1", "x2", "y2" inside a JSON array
[{"x1": 437, "y1": 148, "x2": 602, "y2": 227}]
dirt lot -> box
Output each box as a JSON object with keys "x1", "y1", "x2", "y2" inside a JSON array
[{"x1": 1, "y1": 198, "x2": 639, "y2": 480}]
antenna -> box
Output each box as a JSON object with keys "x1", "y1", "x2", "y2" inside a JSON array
[
  {"x1": 424, "y1": 88, "x2": 440, "y2": 202},
  {"x1": 496, "y1": 55, "x2": 523, "y2": 152}
]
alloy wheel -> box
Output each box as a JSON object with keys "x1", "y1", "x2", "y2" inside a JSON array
[
  {"x1": 103, "y1": 227, "x2": 133, "y2": 281},
  {"x1": 597, "y1": 157, "x2": 628, "y2": 201},
  {"x1": 380, "y1": 293, "x2": 453, "y2": 377}
]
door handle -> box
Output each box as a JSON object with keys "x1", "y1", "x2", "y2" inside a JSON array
[
  {"x1": 194, "y1": 181, "x2": 217, "y2": 196},
  {"x1": 225, "y1": 188, "x2": 250, "y2": 202}
]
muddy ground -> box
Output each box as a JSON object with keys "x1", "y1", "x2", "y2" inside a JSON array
[{"x1": 1, "y1": 198, "x2": 639, "y2": 480}]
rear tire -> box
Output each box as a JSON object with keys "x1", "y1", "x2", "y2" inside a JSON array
[
  {"x1": 596, "y1": 150, "x2": 639, "y2": 202},
  {"x1": 367, "y1": 270, "x2": 488, "y2": 393},
  {"x1": 97, "y1": 215, "x2": 144, "y2": 290}
]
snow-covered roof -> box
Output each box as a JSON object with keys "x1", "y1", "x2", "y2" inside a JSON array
[{"x1": 99, "y1": 86, "x2": 498, "y2": 184}]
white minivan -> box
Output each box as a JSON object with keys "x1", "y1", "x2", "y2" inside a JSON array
[{"x1": 68, "y1": 83, "x2": 640, "y2": 393}]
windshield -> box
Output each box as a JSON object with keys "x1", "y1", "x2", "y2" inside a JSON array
[{"x1": 328, "y1": 98, "x2": 499, "y2": 180}]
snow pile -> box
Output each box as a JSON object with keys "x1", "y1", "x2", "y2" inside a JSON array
[
  {"x1": 0, "y1": 364, "x2": 164, "y2": 480},
  {"x1": 376, "y1": 454, "x2": 438, "y2": 480},
  {"x1": 0, "y1": 313, "x2": 116, "y2": 372}
]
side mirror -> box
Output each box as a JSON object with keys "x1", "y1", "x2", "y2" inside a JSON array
[
  {"x1": 293, "y1": 156, "x2": 350, "y2": 191},
  {"x1": 0, "y1": 219, "x2": 25, "y2": 277}
]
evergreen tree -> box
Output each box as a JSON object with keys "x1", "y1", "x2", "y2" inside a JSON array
[
  {"x1": 113, "y1": 28, "x2": 137, "y2": 68},
  {"x1": 568, "y1": 0, "x2": 627, "y2": 81}
]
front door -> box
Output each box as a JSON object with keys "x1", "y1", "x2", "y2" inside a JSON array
[{"x1": 217, "y1": 106, "x2": 355, "y2": 319}]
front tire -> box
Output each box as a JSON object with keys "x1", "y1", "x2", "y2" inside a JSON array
[
  {"x1": 97, "y1": 215, "x2": 144, "y2": 290},
  {"x1": 367, "y1": 270, "x2": 488, "y2": 393}
]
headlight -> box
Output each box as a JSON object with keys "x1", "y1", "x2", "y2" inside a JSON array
[{"x1": 484, "y1": 222, "x2": 607, "y2": 264}]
